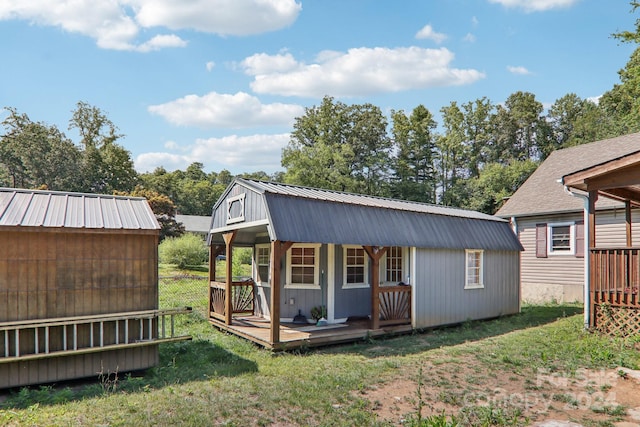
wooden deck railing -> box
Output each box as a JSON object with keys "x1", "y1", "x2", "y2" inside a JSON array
[
  {"x1": 209, "y1": 279, "x2": 255, "y2": 321},
  {"x1": 590, "y1": 248, "x2": 640, "y2": 307},
  {"x1": 378, "y1": 285, "x2": 411, "y2": 326}
]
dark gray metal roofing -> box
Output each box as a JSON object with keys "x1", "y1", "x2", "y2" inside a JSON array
[
  {"x1": 0, "y1": 188, "x2": 160, "y2": 230},
  {"x1": 225, "y1": 179, "x2": 522, "y2": 251}
]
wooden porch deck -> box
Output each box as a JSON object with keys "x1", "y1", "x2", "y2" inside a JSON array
[{"x1": 209, "y1": 316, "x2": 413, "y2": 351}]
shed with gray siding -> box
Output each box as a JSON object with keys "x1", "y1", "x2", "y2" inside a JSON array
[{"x1": 208, "y1": 179, "x2": 522, "y2": 348}]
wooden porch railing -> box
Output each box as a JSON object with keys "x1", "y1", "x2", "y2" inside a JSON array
[
  {"x1": 209, "y1": 279, "x2": 255, "y2": 321},
  {"x1": 378, "y1": 285, "x2": 411, "y2": 326},
  {"x1": 590, "y1": 248, "x2": 640, "y2": 307}
]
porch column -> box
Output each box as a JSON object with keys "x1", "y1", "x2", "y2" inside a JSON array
[
  {"x1": 270, "y1": 240, "x2": 293, "y2": 345},
  {"x1": 363, "y1": 246, "x2": 388, "y2": 330},
  {"x1": 223, "y1": 231, "x2": 237, "y2": 325},
  {"x1": 626, "y1": 200, "x2": 632, "y2": 247},
  {"x1": 587, "y1": 191, "x2": 598, "y2": 328},
  {"x1": 209, "y1": 245, "x2": 225, "y2": 282}
]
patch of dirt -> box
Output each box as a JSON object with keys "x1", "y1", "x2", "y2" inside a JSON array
[{"x1": 358, "y1": 355, "x2": 640, "y2": 426}]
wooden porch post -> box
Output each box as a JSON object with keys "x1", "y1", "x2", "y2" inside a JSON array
[
  {"x1": 269, "y1": 240, "x2": 293, "y2": 345},
  {"x1": 210, "y1": 245, "x2": 225, "y2": 282},
  {"x1": 626, "y1": 200, "x2": 632, "y2": 247},
  {"x1": 223, "y1": 231, "x2": 237, "y2": 325},
  {"x1": 363, "y1": 246, "x2": 388, "y2": 330}
]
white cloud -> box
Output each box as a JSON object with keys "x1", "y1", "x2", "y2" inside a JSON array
[
  {"x1": 507, "y1": 65, "x2": 532, "y2": 75},
  {"x1": 471, "y1": 16, "x2": 479, "y2": 26},
  {"x1": 463, "y1": 33, "x2": 476, "y2": 43},
  {"x1": 206, "y1": 61, "x2": 216, "y2": 72},
  {"x1": 242, "y1": 47, "x2": 485, "y2": 97},
  {"x1": 148, "y1": 91, "x2": 304, "y2": 128},
  {"x1": 0, "y1": 0, "x2": 301, "y2": 51},
  {"x1": 134, "y1": 133, "x2": 290, "y2": 172},
  {"x1": 415, "y1": 24, "x2": 447, "y2": 44},
  {"x1": 488, "y1": 0, "x2": 578, "y2": 12}
]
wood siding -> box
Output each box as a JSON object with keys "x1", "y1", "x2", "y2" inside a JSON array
[
  {"x1": 412, "y1": 249, "x2": 520, "y2": 329},
  {"x1": 211, "y1": 183, "x2": 268, "y2": 231},
  {"x1": 517, "y1": 209, "x2": 640, "y2": 302},
  {"x1": 0, "y1": 229, "x2": 158, "y2": 389}
]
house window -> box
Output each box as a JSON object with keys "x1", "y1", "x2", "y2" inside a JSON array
[
  {"x1": 255, "y1": 244, "x2": 270, "y2": 286},
  {"x1": 386, "y1": 246, "x2": 403, "y2": 283},
  {"x1": 548, "y1": 223, "x2": 575, "y2": 255},
  {"x1": 285, "y1": 244, "x2": 321, "y2": 289},
  {"x1": 465, "y1": 249, "x2": 484, "y2": 289},
  {"x1": 342, "y1": 246, "x2": 369, "y2": 289}
]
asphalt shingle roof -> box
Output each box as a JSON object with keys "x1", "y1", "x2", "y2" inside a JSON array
[{"x1": 496, "y1": 132, "x2": 640, "y2": 218}]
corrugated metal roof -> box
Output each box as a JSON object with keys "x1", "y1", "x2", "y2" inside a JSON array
[
  {"x1": 215, "y1": 179, "x2": 522, "y2": 251},
  {"x1": 0, "y1": 188, "x2": 160, "y2": 231},
  {"x1": 239, "y1": 179, "x2": 503, "y2": 222}
]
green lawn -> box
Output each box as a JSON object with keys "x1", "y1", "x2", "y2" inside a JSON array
[{"x1": 1, "y1": 294, "x2": 639, "y2": 426}]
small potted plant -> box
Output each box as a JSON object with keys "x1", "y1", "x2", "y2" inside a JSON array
[{"x1": 310, "y1": 305, "x2": 327, "y2": 322}]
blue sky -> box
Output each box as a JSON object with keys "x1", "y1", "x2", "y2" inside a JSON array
[{"x1": 0, "y1": 0, "x2": 636, "y2": 175}]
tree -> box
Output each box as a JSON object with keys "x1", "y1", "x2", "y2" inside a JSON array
[
  {"x1": 467, "y1": 160, "x2": 538, "y2": 214},
  {"x1": 117, "y1": 186, "x2": 184, "y2": 241},
  {"x1": 390, "y1": 105, "x2": 438, "y2": 203},
  {"x1": 461, "y1": 97, "x2": 494, "y2": 178},
  {"x1": 282, "y1": 96, "x2": 391, "y2": 195},
  {"x1": 437, "y1": 102, "x2": 468, "y2": 206},
  {"x1": 599, "y1": 47, "x2": 640, "y2": 134},
  {"x1": 0, "y1": 107, "x2": 81, "y2": 190},
  {"x1": 69, "y1": 101, "x2": 138, "y2": 193}
]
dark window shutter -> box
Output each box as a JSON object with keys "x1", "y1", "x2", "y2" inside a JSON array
[
  {"x1": 536, "y1": 223, "x2": 547, "y2": 258},
  {"x1": 575, "y1": 221, "x2": 584, "y2": 258}
]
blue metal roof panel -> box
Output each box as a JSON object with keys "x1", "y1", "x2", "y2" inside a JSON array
[
  {"x1": 264, "y1": 194, "x2": 522, "y2": 251},
  {"x1": 240, "y1": 179, "x2": 504, "y2": 223}
]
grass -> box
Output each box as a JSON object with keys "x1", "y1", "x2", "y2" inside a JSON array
[{"x1": 1, "y1": 276, "x2": 639, "y2": 426}]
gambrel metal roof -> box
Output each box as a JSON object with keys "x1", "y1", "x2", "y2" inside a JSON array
[
  {"x1": 0, "y1": 188, "x2": 160, "y2": 230},
  {"x1": 210, "y1": 179, "x2": 522, "y2": 251}
]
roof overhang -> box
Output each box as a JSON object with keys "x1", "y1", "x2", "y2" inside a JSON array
[{"x1": 562, "y1": 150, "x2": 640, "y2": 207}]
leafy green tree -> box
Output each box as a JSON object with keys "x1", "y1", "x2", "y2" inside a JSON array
[
  {"x1": 438, "y1": 102, "x2": 468, "y2": 206},
  {"x1": 117, "y1": 186, "x2": 184, "y2": 241},
  {"x1": 467, "y1": 160, "x2": 538, "y2": 214},
  {"x1": 390, "y1": 105, "x2": 438, "y2": 203},
  {"x1": 461, "y1": 97, "x2": 494, "y2": 178},
  {"x1": 0, "y1": 107, "x2": 81, "y2": 190},
  {"x1": 69, "y1": 101, "x2": 138, "y2": 193},
  {"x1": 159, "y1": 233, "x2": 208, "y2": 269},
  {"x1": 599, "y1": 47, "x2": 640, "y2": 134},
  {"x1": 282, "y1": 96, "x2": 391, "y2": 195}
]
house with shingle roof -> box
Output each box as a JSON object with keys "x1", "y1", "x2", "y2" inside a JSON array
[{"x1": 496, "y1": 132, "x2": 640, "y2": 303}]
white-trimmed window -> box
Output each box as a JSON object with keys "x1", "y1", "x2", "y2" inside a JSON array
[
  {"x1": 465, "y1": 249, "x2": 484, "y2": 290},
  {"x1": 548, "y1": 222, "x2": 575, "y2": 255},
  {"x1": 342, "y1": 246, "x2": 369, "y2": 289},
  {"x1": 255, "y1": 244, "x2": 270, "y2": 286},
  {"x1": 285, "y1": 244, "x2": 321, "y2": 289},
  {"x1": 379, "y1": 246, "x2": 408, "y2": 285}
]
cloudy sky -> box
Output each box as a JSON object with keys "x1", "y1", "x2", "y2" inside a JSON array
[{"x1": 0, "y1": 0, "x2": 636, "y2": 175}]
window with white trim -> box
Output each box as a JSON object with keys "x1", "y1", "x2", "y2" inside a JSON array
[
  {"x1": 548, "y1": 223, "x2": 575, "y2": 255},
  {"x1": 285, "y1": 244, "x2": 321, "y2": 289},
  {"x1": 386, "y1": 246, "x2": 403, "y2": 283},
  {"x1": 465, "y1": 249, "x2": 484, "y2": 289},
  {"x1": 342, "y1": 246, "x2": 369, "y2": 289},
  {"x1": 255, "y1": 244, "x2": 270, "y2": 286}
]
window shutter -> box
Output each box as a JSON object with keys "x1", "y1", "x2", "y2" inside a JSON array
[
  {"x1": 575, "y1": 221, "x2": 584, "y2": 258},
  {"x1": 536, "y1": 223, "x2": 547, "y2": 258}
]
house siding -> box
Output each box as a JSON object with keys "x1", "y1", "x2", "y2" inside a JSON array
[
  {"x1": 516, "y1": 208, "x2": 640, "y2": 303},
  {"x1": 413, "y1": 249, "x2": 520, "y2": 329}
]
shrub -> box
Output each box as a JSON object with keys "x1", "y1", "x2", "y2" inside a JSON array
[{"x1": 159, "y1": 233, "x2": 208, "y2": 269}]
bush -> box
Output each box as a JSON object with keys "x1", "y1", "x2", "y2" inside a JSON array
[{"x1": 159, "y1": 233, "x2": 208, "y2": 269}]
